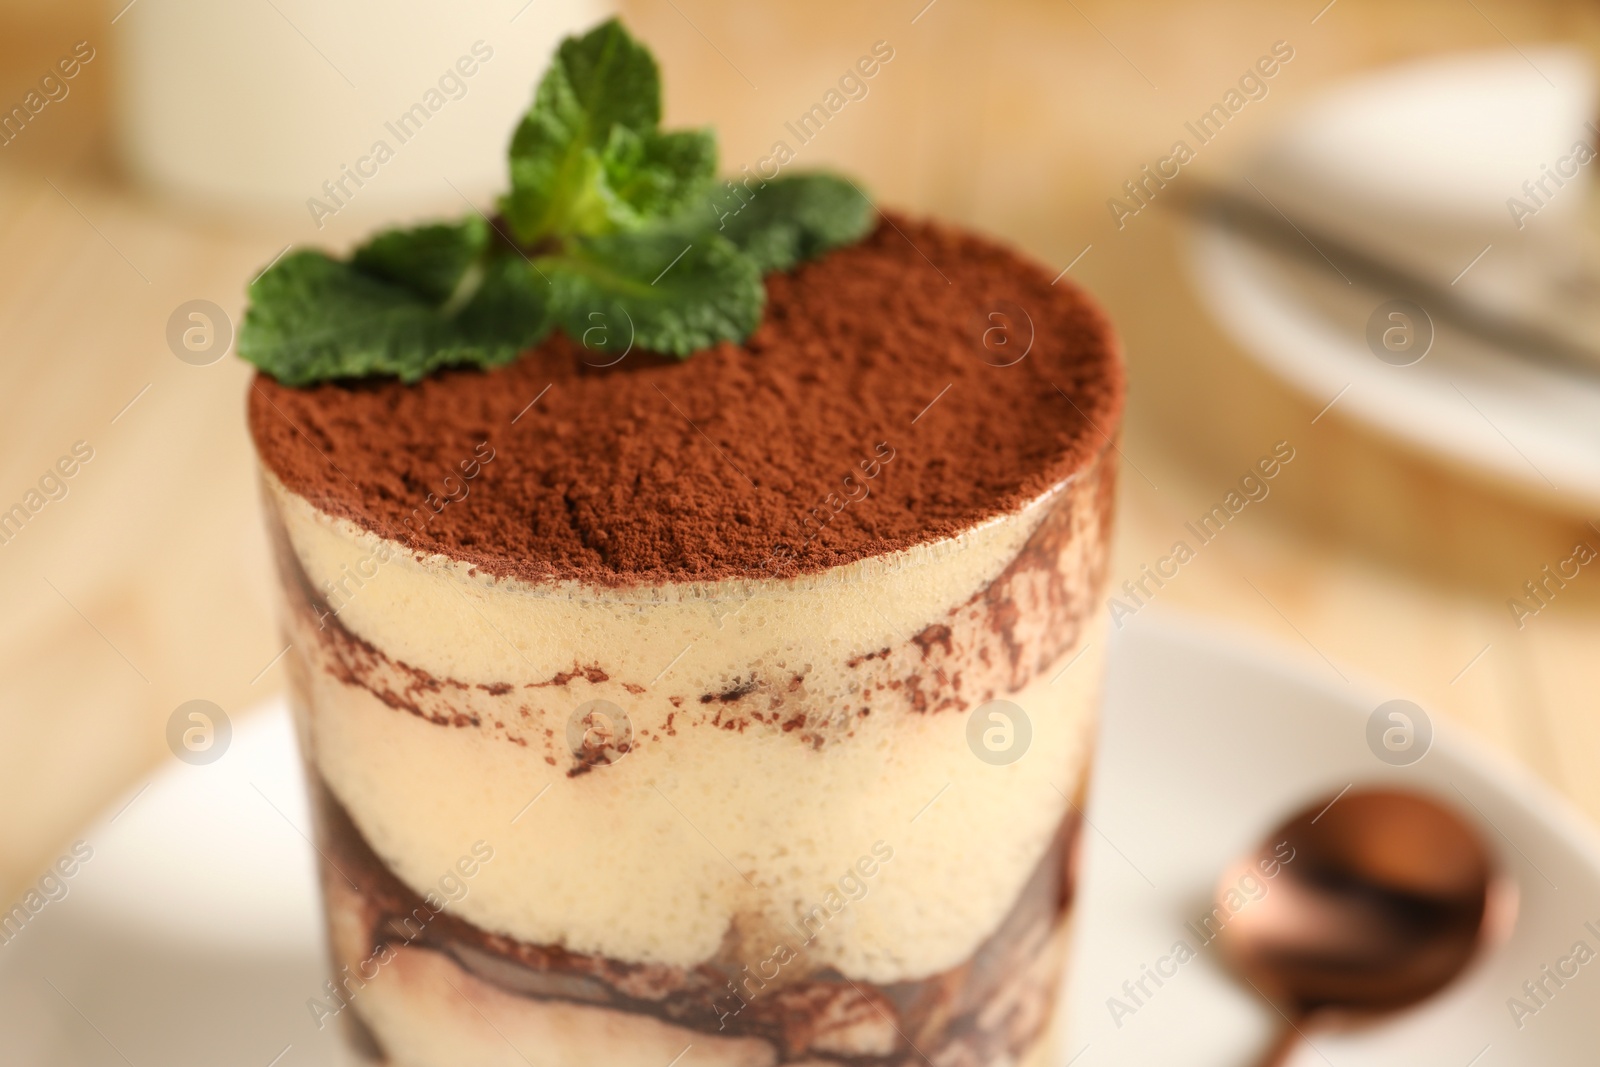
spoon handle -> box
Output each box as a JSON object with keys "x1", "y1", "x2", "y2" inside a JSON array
[{"x1": 1251, "y1": 1023, "x2": 1302, "y2": 1067}]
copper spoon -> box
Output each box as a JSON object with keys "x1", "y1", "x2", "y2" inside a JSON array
[{"x1": 1213, "y1": 788, "x2": 1516, "y2": 1067}]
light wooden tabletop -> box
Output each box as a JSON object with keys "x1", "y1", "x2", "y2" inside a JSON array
[{"x1": 2, "y1": 0, "x2": 1598, "y2": 901}]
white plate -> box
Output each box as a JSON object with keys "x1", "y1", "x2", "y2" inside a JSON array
[
  {"x1": 3, "y1": 616, "x2": 1598, "y2": 1065},
  {"x1": 1066, "y1": 616, "x2": 1600, "y2": 1065},
  {"x1": 1188, "y1": 47, "x2": 1600, "y2": 511},
  {"x1": 1190, "y1": 219, "x2": 1600, "y2": 512}
]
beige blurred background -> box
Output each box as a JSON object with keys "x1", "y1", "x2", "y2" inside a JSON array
[{"x1": 1, "y1": 0, "x2": 1598, "y2": 905}]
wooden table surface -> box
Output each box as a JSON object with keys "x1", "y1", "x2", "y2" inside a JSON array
[{"x1": 2, "y1": 0, "x2": 1598, "y2": 902}]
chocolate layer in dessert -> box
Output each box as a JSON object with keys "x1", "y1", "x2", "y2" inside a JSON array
[
  {"x1": 313, "y1": 776, "x2": 1081, "y2": 1066},
  {"x1": 253, "y1": 213, "x2": 1123, "y2": 1067}
]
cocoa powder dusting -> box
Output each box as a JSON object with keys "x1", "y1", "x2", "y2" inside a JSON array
[{"x1": 248, "y1": 214, "x2": 1123, "y2": 585}]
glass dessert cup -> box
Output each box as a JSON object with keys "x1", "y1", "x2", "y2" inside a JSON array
[{"x1": 263, "y1": 438, "x2": 1118, "y2": 1067}]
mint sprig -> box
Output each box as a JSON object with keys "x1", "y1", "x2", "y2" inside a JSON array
[
  {"x1": 502, "y1": 20, "x2": 715, "y2": 243},
  {"x1": 239, "y1": 18, "x2": 876, "y2": 386},
  {"x1": 714, "y1": 172, "x2": 876, "y2": 274},
  {"x1": 239, "y1": 234, "x2": 549, "y2": 386},
  {"x1": 545, "y1": 228, "x2": 763, "y2": 359}
]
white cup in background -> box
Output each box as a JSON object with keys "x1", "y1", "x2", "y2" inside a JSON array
[{"x1": 111, "y1": 0, "x2": 612, "y2": 236}]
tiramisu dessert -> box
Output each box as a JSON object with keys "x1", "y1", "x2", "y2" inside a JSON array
[{"x1": 242, "y1": 19, "x2": 1123, "y2": 1067}]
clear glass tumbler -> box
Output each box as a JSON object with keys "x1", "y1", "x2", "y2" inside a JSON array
[{"x1": 261, "y1": 433, "x2": 1118, "y2": 1067}]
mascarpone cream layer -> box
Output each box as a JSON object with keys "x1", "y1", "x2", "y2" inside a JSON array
[{"x1": 269, "y1": 456, "x2": 1110, "y2": 985}]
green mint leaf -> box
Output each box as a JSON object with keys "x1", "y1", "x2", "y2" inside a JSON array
[
  {"x1": 502, "y1": 18, "x2": 665, "y2": 243},
  {"x1": 452, "y1": 256, "x2": 557, "y2": 352},
  {"x1": 549, "y1": 17, "x2": 660, "y2": 135},
  {"x1": 238, "y1": 249, "x2": 550, "y2": 385},
  {"x1": 240, "y1": 19, "x2": 881, "y2": 386},
  {"x1": 503, "y1": 108, "x2": 613, "y2": 243},
  {"x1": 713, "y1": 173, "x2": 877, "y2": 273},
  {"x1": 601, "y1": 125, "x2": 717, "y2": 226},
  {"x1": 351, "y1": 217, "x2": 489, "y2": 305},
  {"x1": 541, "y1": 227, "x2": 762, "y2": 358}
]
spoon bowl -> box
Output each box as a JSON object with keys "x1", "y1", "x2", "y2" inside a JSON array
[{"x1": 1216, "y1": 788, "x2": 1516, "y2": 1066}]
